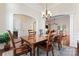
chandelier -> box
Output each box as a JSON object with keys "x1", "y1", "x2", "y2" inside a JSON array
[{"x1": 42, "y1": 4, "x2": 52, "y2": 19}]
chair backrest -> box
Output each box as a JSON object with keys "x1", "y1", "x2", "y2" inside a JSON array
[
  {"x1": 20, "y1": 37, "x2": 32, "y2": 49},
  {"x1": 57, "y1": 31, "x2": 63, "y2": 43},
  {"x1": 28, "y1": 30, "x2": 35, "y2": 35},
  {"x1": 28, "y1": 30, "x2": 35, "y2": 43},
  {"x1": 7, "y1": 30, "x2": 16, "y2": 48},
  {"x1": 28, "y1": 30, "x2": 35, "y2": 55},
  {"x1": 46, "y1": 30, "x2": 52, "y2": 48}
]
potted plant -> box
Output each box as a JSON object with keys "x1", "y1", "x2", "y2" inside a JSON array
[{"x1": 0, "y1": 32, "x2": 10, "y2": 51}]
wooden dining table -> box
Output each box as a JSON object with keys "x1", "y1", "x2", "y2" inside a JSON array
[
  {"x1": 21, "y1": 35, "x2": 47, "y2": 56},
  {"x1": 21, "y1": 33, "x2": 63, "y2": 56}
]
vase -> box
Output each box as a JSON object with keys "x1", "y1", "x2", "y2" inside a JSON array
[{"x1": 4, "y1": 42, "x2": 10, "y2": 51}]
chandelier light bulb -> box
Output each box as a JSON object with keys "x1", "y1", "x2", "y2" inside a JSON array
[
  {"x1": 42, "y1": 4, "x2": 52, "y2": 18},
  {"x1": 42, "y1": 12, "x2": 45, "y2": 15},
  {"x1": 50, "y1": 12, "x2": 52, "y2": 16},
  {"x1": 48, "y1": 11, "x2": 51, "y2": 14}
]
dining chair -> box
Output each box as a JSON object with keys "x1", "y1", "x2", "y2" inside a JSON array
[
  {"x1": 53, "y1": 35, "x2": 62, "y2": 50},
  {"x1": 37, "y1": 30, "x2": 54, "y2": 56},
  {"x1": 28, "y1": 30, "x2": 35, "y2": 40},
  {"x1": 28, "y1": 30, "x2": 36, "y2": 56},
  {"x1": 53, "y1": 30, "x2": 63, "y2": 50},
  {"x1": 7, "y1": 30, "x2": 32, "y2": 56},
  {"x1": 57, "y1": 35, "x2": 62, "y2": 50}
]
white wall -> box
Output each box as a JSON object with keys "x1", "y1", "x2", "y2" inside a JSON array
[
  {"x1": 50, "y1": 3, "x2": 79, "y2": 47},
  {"x1": 52, "y1": 15, "x2": 70, "y2": 35},
  {"x1": 6, "y1": 3, "x2": 79, "y2": 47},
  {"x1": 5, "y1": 4, "x2": 45, "y2": 36},
  {"x1": 13, "y1": 14, "x2": 36, "y2": 36},
  {"x1": 70, "y1": 14, "x2": 79, "y2": 47},
  {"x1": 0, "y1": 3, "x2": 79, "y2": 48},
  {"x1": 0, "y1": 4, "x2": 7, "y2": 33}
]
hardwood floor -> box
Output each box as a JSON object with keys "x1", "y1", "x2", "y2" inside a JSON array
[
  {"x1": 0, "y1": 47, "x2": 13, "y2": 56},
  {"x1": 0, "y1": 45, "x2": 76, "y2": 56}
]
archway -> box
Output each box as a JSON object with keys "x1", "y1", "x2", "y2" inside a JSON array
[
  {"x1": 13, "y1": 14, "x2": 36, "y2": 37},
  {"x1": 49, "y1": 14, "x2": 70, "y2": 46}
]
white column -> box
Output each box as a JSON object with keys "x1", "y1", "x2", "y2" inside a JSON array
[
  {"x1": 70, "y1": 14, "x2": 75, "y2": 47},
  {"x1": 6, "y1": 4, "x2": 15, "y2": 32},
  {"x1": 70, "y1": 14, "x2": 79, "y2": 48}
]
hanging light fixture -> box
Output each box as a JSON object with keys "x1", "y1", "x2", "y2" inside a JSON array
[{"x1": 42, "y1": 3, "x2": 52, "y2": 19}]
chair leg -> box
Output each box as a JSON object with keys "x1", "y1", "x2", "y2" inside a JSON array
[
  {"x1": 46, "y1": 51, "x2": 48, "y2": 56},
  {"x1": 52, "y1": 47, "x2": 54, "y2": 56},
  {"x1": 58, "y1": 43, "x2": 62, "y2": 50},
  {"x1": 37, "y1": 47, "x2": 39, "y2": 56},
  {"x1": 26, "y1": 52, "x2": 27, "y2": 55},
  {"x1": 30, "y1": 51, "x2": 32, "y2": 56},
  {"x1": 58, "y1": 43, "x2": 60, "y2": 50},
  {"x1": 53, "y1": 42, "x2": 56, "y2": 47},
  {"x1": 52, "y1": 50, "x2": 54, "y2": 56}
]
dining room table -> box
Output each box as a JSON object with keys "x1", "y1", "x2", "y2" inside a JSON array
[
  {"x1": 21, "y1": 35, "x2": 47, "y2": 56},
  {"x1": 21, "y1": 31, "x2": 63, "y2": 56}
]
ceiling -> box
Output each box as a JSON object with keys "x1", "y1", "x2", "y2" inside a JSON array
[{"x1": 24, "y1": 3, "x2": 61, "y2": 13}]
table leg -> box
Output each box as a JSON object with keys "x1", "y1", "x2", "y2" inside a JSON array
[
  {"x1": 58, "y1": 43, "x2": 62, "y2": 50},
  {"x1": 32, "y1": 45, "x2": 35, "y2": 56},
  {"x1": 37, "y1": 47, "x2": 39, "y2": 56}
]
